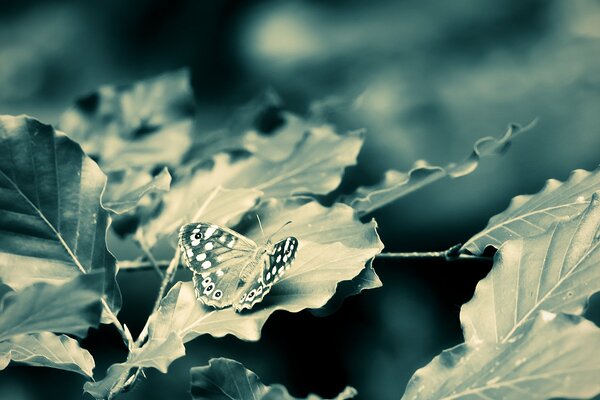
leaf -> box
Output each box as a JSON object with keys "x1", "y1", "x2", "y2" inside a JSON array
[
  {"x1": 139, "y1": 126, "x2": 363, "y2": 248},
  {"x1": 59, "y1": 69, "x2": 194, "y2": 171},
  {"x1": 402, "y1": 312, "x2": 600, "y2": 400},
  {"x1": 102, "y1": 167, "x2": 171, "y2": 214},
  {"x1": 463, "y1": 166, "x2": 600, "y2": 254},
  {"x1": 147, "y1": 199, "x2": 382, "y2": 342},
  {"x1": 0, "y1": 272, "x2": 103, "y2": 340},
  {"x1": 191, "y1": 358, "x2": 358, "y2": 400},
  {"x1": 0, "y1": 115, "x2": 121, "y2": 318},
  {"x1": 0, "y1": 332, "x2": 95, "y2": 377},
  {"x1": 461, "y1": 193, "x2": 600, "y2": 344},
  {"x1": 402, "y1": 196, "x2": 600, "y2": 400},
  {"x1": 187, "y1": 90, "x2": 305, "y2": 162},
  {"x1": 84, "y1": 332, "x2": 184, "y2": 399},
  {"x1": 342, "y1": 122, "x2": 533, "y2": 216}
]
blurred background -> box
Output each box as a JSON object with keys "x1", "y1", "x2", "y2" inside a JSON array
[{"x1": 1, "y1": 0, "x2": 599, "y2": 399}]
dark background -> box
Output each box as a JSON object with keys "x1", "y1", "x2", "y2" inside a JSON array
[{"x1": 1, "y1": 0, "x2": 599, "y2": 399}]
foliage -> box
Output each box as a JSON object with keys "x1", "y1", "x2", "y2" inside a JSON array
[
  {"x1": 402, "y1": 196, "x2": 600, "y2": 399},
  {"x1": 191, "y1": 358, "x2": 357, "y2": 400},
  {"x1": 1, "y1": 69, "x2": 599, "y2": 400}
]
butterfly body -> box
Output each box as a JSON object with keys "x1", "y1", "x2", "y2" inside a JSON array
[{"x1": 178, "y1": 223, "x2": 298, "y2": 311}]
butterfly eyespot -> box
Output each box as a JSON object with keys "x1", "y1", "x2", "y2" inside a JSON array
[
  {"x1": 213, "y1": 290, "x2": 223, "y2": 299},
  {"x1": 204, "y1": 284, "x2": 214, "y2": 294},
  {"x1": 194, "y1": 233, "x2": 203, "y2": 240},
  {"x1": 202, "y1": 277, "x2": 211, "y2": 286}
]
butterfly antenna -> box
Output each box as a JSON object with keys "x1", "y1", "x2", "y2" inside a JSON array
[
  {"x1": 256, "y1": 215, "x2": 265, "y2": 238},
  {"x1": 266, "y1": 220, "x2": 293, "y2": 243}
]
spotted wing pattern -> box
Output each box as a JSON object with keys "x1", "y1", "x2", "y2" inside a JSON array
[
  {"x1": 235, "y1": 237, "x2": 299, "y2": 311},
  {"x1": 179, "y1": 223, "x2": 257, "y2": 308}
]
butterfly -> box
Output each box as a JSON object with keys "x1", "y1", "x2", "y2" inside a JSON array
[{"x1": 178, "y1": 222, "x2": 299, "y2": 311}]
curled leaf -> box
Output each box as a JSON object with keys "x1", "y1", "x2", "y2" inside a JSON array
[
  {"x1": 0, "y1": 115, "x2": 121, "y2": 318},
  {"x1": 191, "y1": 358, "x2": 357, "y2": 400},
  {"x1": 342, "y1": 122, "x2": 533, "y2": 216},
  {"x1": 463, "y1": 166, "x2": 600, "y2": 254}
]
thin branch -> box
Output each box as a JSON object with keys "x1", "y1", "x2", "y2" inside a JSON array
[
  {"x1": 376, "y1": 244, "x2": 491, "y2": 262},
  {"x1": 133, "y1": 232, "x2": 165, "y2": 279}
]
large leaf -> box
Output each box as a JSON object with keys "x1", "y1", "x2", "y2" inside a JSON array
[
  {"x1": 0, "y1": 115, "x2": 121, "y2": 317},
  {"x1": 402, "y1": 312, "x2": 600, "y2": 400},
  {"x1": 0, "y1": 332, "x2": 95, "y2": 377},
  {"x1": 58, "y1": 69, "x2": 194, "y2": 171},
  {"x1": 148, "y1": 199, "x2": 382, "y2": 342},
  {"x1": 461, "y1": 193, "x2": 600, "y2": 344},
  {"x1": 463, "y1": 166, "x2": 600, "y2": 254},
  {"x1": 402, "y1": 196, "x2": 600, "y2": 400},
  {"x1": 342, "y1": 123, "x2": 532, "y2": 216},
  {"x1": 84, "y1": 332, "x2": 184, "y2": 399},
  {"x1": 139, "y1": 126, "x2": 363, "y2": 248},
  {"x1": 0, "y1": 272, "x2": 103, "y2": 340},
  {"x1": 102, "y1": 167, "x2": 171, "y2": 214},
  {"x1": 191, "y1": 358, "x2": 357, "y2": 400}
]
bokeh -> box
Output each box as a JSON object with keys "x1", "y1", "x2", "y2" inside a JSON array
[{"x1": 1, "y1": 1, "x2": 599, "y2": 399}]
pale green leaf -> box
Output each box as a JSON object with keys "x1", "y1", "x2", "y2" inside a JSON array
[
  {"x1": 343, "y1": 123, "x2": 532, "y2": 216},
  {"x1": 461, "y1": 193, "x2": 600, "y2": 344},
  {"x1": 402, "y1": 312, "x2": 600, "y2": 400},
  {"x1": 0, "y1": 115, "x2": 121, "y2": 317},
  {"x1": 191, "y1": 358, "x2": 357, "y2": 400},
  {"x1": 102, "y1": 167, "x2": 171, "y2": 214},
  {"x1": 84, "y1": 332, "x2": 184, "y2": 399},
  {"x1": 139, "y1": 126, "x2": 363, "y2": 248},
  {"x1": 147, "y1": 200, "x2": 382, "y2": 342},
  {"x1": 0, "y1": 332, "x2": 95, "y2": 377},
  {"x1": 59, "y1": 69, "x2": 194, "y2": 171},
  {"x1": 463, "y1": 166, "x2": 600, "y2": 255},
  {"x1": 0, "y1": 272, "x2": 103, "y2": 340}
]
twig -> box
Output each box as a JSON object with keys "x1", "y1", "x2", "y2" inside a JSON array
[
  {"x1": 133, "y1": 232, "x2": 165, "y2": 279},
  {"x1": 376, "y1": 244, "x2": 491, "y2": 262}
]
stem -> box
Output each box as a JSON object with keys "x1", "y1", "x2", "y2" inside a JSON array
[
  {"x1": 376, "y1": 244, "x2": 491, "y2": 262},
  {"x1": 101, "y1": 299, "x2": 132, "y2": 348},
  {"x1": 133, "y1": 232, "x2": 165, "y2": 279}
]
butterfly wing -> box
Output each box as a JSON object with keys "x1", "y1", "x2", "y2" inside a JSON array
[
  {"x1": 179, "y1": 223, "x2": 257, "y2": 308},
  {"x1": 234, "y1": 237, "x2": 299, "y2": 311}
]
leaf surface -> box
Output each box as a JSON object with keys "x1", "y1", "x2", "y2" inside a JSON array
[
  {"x1": 148, "y1": 200, "x2": 382, "y2": 342},
  {"x1": 59, "y1": 69, "x2": 194, "y2": 171},
  {"x1": 191, "y1": 358, "x2": 357, "y2": 400},
  {"x1": 463, "y1": 166, "x2": 600, "y2": 254},
  {"x1": 139, "y1": 126, "x2": 363, "y2": 248},
  {"x1": 402, "y1": 196, "x2": 600, "y2": 400},
  {"x1": 102, "y1": 167, "x2": 171, "y2": 214},
  {"x1": 0, "y1": 332, "x2": 95, "y2": 377},
  {"x1": 342, "y1": 123, "x2": 532, "y2": 216},
  {"x1": 0, "y1": 115, "x2": 120, "y2": 317},
  {"x1": 402, "y1": 312, "x2": 600, "y2": 400},
  {"x1": 0, "y1": 272, "x2": 103, "y2": 340},
  {"x1": 461, "y1": 193, "x2": 600, "y2": 344}
]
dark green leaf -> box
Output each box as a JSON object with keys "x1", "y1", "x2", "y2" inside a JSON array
[
  {"x1": 463, "y1": 166, "x2": 600, "y2": 255},
  {"x1": 342, "y1": 123, "x2": 533, "y2": 216},
  {"x1": 0, "y1": 115, "x2": 121, "y2": 318},
  {"x1": 0, "y1": 272, "x2": 103, "y2": 340},
  {"x1": 0, "y1": 332, "x2": 95, "y2": 377},
  {"x1": 191, "y1": 358, "x2": 357, "y2": 400}
]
